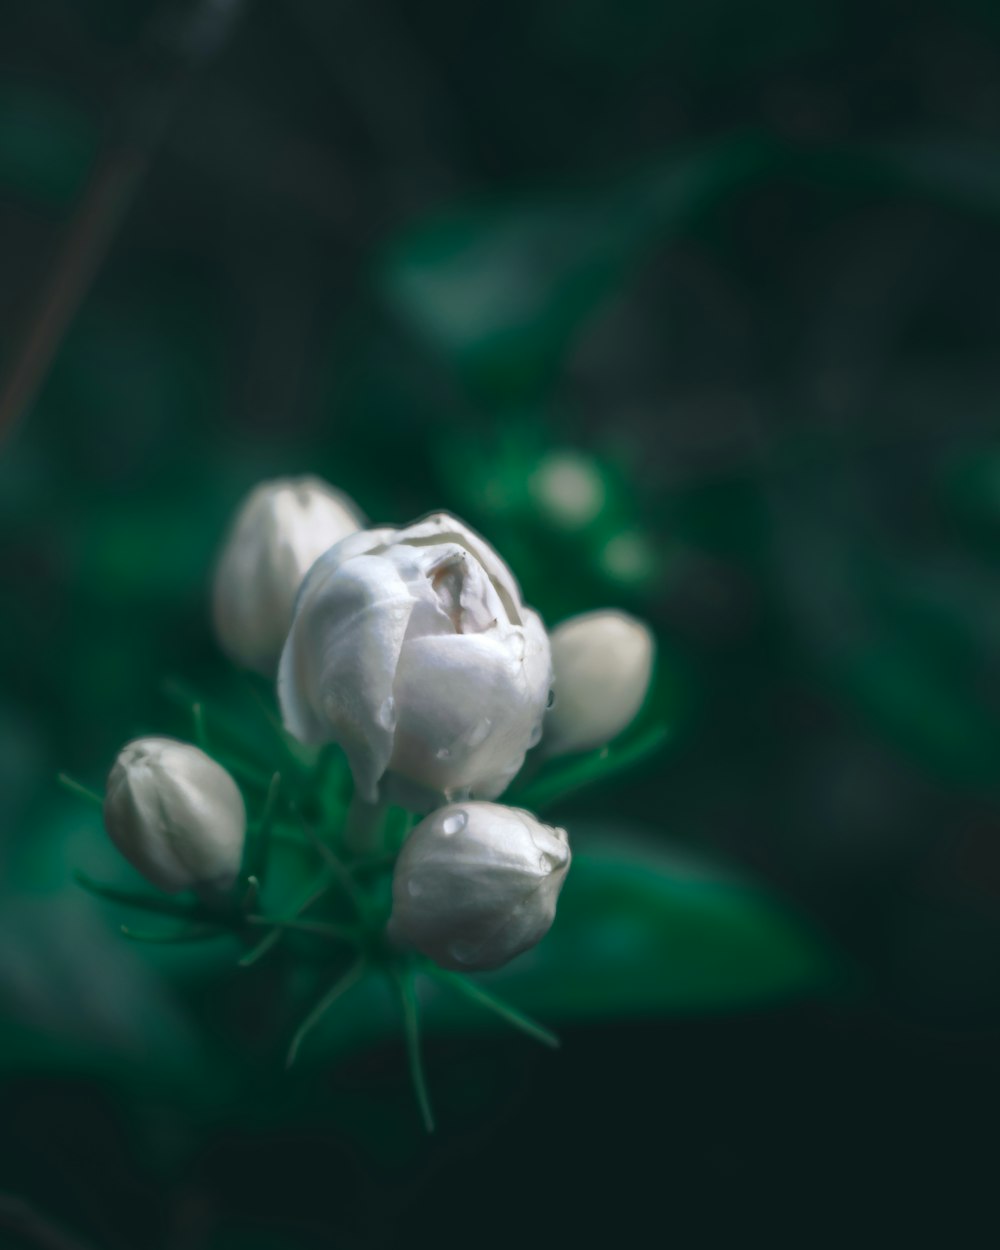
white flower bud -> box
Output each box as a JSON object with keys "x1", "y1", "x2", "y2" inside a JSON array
[
  {"x1": 543, "y1": 609, "x2": 655, "y2": 756},
  {"x1": 279, "y1": 513, "x2": 552, "y2": 805},
  {"x1": 212, "y1": 476, "x2": 365, "y2": 675},
  {"x1": 103, "y1": 737, "x2": 246, "y2": 893},
  {"x1": 388, "y1": 801, "x2": 570, "y2": 971}
]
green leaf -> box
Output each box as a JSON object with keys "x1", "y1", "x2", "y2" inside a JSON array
[
  {"x1": 0, "y1": 84, "x2": 97, "y2": 206},
  {"x1": 480, "y1": 830, "x2": 839, "y2": 1017},
  {"x1": 378, "y1": 137, "x2": 773, "y2": 396}
]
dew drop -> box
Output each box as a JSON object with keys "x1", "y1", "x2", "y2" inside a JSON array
[
  {"x1": 436, "y1": 746, "x2": 451, "y2": 760},
  {"x1": 407, "y1": 878, "x2": 423, "y2": 898},
  {"x1": 539, "y1": 845, "x2": 568, "y2": 872},
  {"x1": 546, "y1": 688, "x2": 556, "y2": 710},
  {"x1": 441, "y1": 809, "x2": 468, "y2": 836},
  {"x1": 528, "y1": 721, "x2": 544, "y2": 748},
  {"x1": 466, "y1": 717, "x2": 492, "y2": 748},
  {"x1": 378, "y1": 696, "x2": 397, "y2": 729}
]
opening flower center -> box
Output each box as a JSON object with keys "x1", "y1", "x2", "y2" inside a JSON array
[{"x1": 430, "y1": 556, "x2": 467, "y2": 633}]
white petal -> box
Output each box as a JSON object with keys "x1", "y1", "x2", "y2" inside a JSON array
[
  {"x1": 521, "y1": 607, "x2": 552, "y2": 701},
  {"x1": 390, "y1": 629, "x2": 548, "y2": 800},
  {"x1": 392, "y1": 512, "x2": 524, "y2": 625},
  {"x1": 296, "y1": 524, "x2": 398, "y2": 588},
  {"x1": 279, "y1": 554, "x2": 416, "y2": 800}
]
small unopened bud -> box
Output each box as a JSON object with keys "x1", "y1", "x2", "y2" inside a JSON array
[
  {"x1": 543, "y1": 609, "x2": 654, "y2": 756},
  {"x1": 212, "y1": 476, "x2": 365, "y2": 675},
  {"x1": 388, "y1": 801, "x2": 570, "y2": 971},
  {"x1": 103, "y1": 737, "x2": 246, "y2": 893}
]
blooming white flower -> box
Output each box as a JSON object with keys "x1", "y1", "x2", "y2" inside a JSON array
[
  {"x1": 388, "y1": 801, "x2": 570, "y2": 971},
  {"x1": 103, "y1": 737, "x2": 246, "y2": 893},
  {"x1": 279, "y1": 513, "x2": 552, "y2": 805},
  {"x1": 212, "y1": 475, "x2": 365, "y2": 675},
  {"x1": 543, "y1": 609, "x2": 655, "y2": 756}
]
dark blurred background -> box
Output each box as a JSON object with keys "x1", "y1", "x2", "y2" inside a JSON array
[{"x1": 4, "y1": 0, "x2": 1000, "y2": 1246}]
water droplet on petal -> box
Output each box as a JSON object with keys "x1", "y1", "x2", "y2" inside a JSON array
[
  {"x1": 378, "y1": 696, "x2": 397, "y2": 729},
  {"x1": 436, "y1": 746, "x2": 451, "y2": 760},
  {"x1": 546, "y1": 689, "x2": 556, "y2": 710},
  {"x1": 466, "y1": 717, "x2": 492, "y2": 748},
  {"x1": 441, "y1": 809, "x2": 468, "y2": 836},
  {"x1": 528, "y1": 721, "x2": 544, "y2": 748},
  {"x1": 539, "y1": 846, "x2": 568, "y2": 873},
  {"x1": 407, "y1": 878, "x2": 423, "y2": 898}
]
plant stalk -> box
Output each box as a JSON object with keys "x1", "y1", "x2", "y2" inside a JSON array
[{"x1": 343, "y1": 793, "x2": 387, "y2": 857}]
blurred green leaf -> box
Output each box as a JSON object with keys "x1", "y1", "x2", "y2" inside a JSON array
[
  {"x1": 772, "y1": 473, "x2": 1000, "y2": 789},
  {"x1": 0, "y1": 888, "x2": 208, "y2": 1078},
  {"x1": 856, "y1": 553, "x2": 1000, "y2": 785},
  {"x1": 0, "y1": 82, "x2": 97, "y2": 206},
  {"x1": 482, "y1": 829, "x2": 838, "y2": 1016},
  {"x1": 379, "y1": 136, "x2": 773, "y2": 396},
  {"x1": 0, "y1": 805, "x2": 237, "y2": 1088},
  {"x1": 940, "y1": 444, "x2": 1000, "y2": 553},
  {"x1": 833, "y1": 140, "x2": 1000, "y2": 219}
]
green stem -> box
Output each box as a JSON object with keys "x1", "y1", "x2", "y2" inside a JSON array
[
  {"x1": 297, "y1": 814, "x2": 368, "y2": 917},
  {"x1": 224, "y1": 757, "x2": 274, "y2": 792},
  {"x1": 247, "y1": 772, "x2": 282, "y2": 882},
  {"x1": 74, "y1": 870, "x2": 209, "y2": 920},
  {"x1": 161, "y1": 679, "x2": 274, "y2": 783},
  {"x1": 237, "y1": 871, "x2": 335, "y2": 968},
  {"x1": 192, "y1": 702, "x2": 208, "y2": 751},
  {"x1": 343, "y1": 793, "x2": 386, "y2": 857},
  {"x1": 58, "y1": 774, "x2": 103, "y2": 807},
  {"x1": 393, "y1": 968, "x2": 435, "y2": 1133},
  {"x1": 517, "y1": 723, "x2": 670, "y2": 812},
  {"x1": 242, "y1": 678, "x2": 302, "y2": 768},
  {"x1": 237, "y1": 926, "x2": 284, "y2": 968},
  {"x1": 428, "y1": 968, "x2": 560, "y2": 1049},
  {"x1": 286, "y1": 957, "x2": 367, "y2": 1068},
  {"x1": 241, "y1": 875, "x2": 261, "y2": 911}
]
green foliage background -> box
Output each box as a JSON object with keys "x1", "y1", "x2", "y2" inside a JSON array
[{"x1": 3, "y1": 0, "x2": 1000, "y2": 1245}]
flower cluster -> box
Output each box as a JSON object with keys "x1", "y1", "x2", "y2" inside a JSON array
[{"x1": 80, "y1": 475, "x2": 655, "y2": 1120}]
